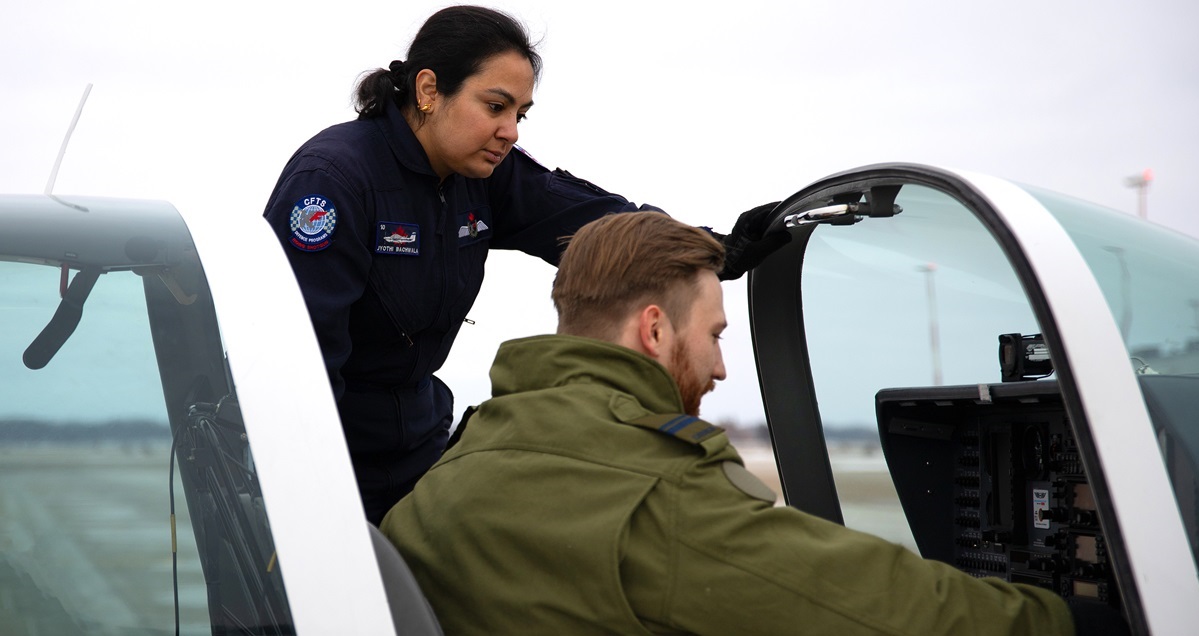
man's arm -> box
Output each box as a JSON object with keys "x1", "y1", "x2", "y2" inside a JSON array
[{"x1": 623, "y1": 452, "x2": 1075, "y2": 636}]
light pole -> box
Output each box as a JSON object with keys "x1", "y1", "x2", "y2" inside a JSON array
[
  {"x1": 917, "y1": 263, "x2": 942, "y2": 386},
  {"x1": 1124, "y1": 168, "x2": 1153, "y2": 220}
]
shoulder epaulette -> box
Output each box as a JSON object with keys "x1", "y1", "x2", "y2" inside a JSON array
[{"x1": 627, "y1": 413, "x2": 724, "y2": 445}]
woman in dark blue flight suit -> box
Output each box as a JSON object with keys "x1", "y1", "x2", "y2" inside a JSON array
[{"x1": 263, "y1": 5, "x2": 785, "y2": 525}]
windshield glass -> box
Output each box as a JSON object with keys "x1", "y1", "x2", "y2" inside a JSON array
[
  {"x1": 1, "y1": 205, "x2": 294, "y2": 635},
  {"x1": 799, "y1": 185, "x2": 1044, "y2": 547},
  {"x1": 1026, "y1": 187, "x2": 1199, "y2": 375},
  {"x1": 1027, "y1": 186, "x2": 1199, "y2": 562}
]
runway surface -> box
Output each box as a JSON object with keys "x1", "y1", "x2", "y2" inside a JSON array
[{"x1": 1, "y1": 440, "x2": 916, "y2": 633}]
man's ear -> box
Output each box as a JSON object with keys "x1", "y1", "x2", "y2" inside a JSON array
[{"x1": 638, "y1": 304, "x2": 671, "y2": 362}]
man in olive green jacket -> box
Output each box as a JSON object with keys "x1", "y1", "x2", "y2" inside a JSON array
[{"x1": 381, "y1": 212, "x2": 1077, "y2": 635}]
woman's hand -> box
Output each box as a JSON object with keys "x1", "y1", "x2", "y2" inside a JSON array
[{"x1": 712, "y1": 202, "x2": 790, "y2": 281}]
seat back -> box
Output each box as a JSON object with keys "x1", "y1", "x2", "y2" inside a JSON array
[{"x1": 368, "y1": 523, "x2": 445, "y2": 635}]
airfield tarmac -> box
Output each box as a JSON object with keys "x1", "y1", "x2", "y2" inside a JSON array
[
  {"x1": 1, "y1": 440, "x2": 914, "y2": 634},
  {"x1": 739, "y1": 440, "x2": 918, "y2": 549},
  {"x1": 0, "y1": 444, "x2": 209, "y2": 635}
]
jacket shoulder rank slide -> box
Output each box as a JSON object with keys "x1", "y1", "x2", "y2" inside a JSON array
[{"x1": 626, "y1": 413, "x2": 723, "y2": 445}]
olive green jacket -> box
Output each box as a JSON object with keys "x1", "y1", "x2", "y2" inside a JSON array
[{"x1": 381, "y1": 335, "x2": 1073, "y2": 635}]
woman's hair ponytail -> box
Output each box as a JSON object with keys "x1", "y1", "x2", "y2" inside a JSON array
[
  {"x1": 355, "y1": 60, "x2": 408, "y2": 118},
  {"x1": 354, "y1": 6, "x2": 541, "y2": 119}
]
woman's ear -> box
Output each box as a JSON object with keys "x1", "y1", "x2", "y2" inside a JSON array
[{"x1": 413, "y1": 68, "x2": 439, "y2": 107}]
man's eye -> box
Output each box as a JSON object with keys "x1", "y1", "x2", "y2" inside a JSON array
[
  {"x1": 516, "y1": 112, "x2": 528, "y2": 123},
  {"x1": 488, "y1": 103, "x2": 503, "y2": 113}
]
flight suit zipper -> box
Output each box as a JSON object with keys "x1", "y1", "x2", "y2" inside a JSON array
[{"x1": 436, "y1": 181, "x2": 451, "y2": 331}]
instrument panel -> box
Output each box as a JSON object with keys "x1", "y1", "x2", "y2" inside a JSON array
[{"x1": 876, "y1": 381, "x2": 1122, "y2": 608}]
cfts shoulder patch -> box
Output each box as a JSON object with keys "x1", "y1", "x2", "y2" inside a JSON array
[
  {"x1": 376, "y1": 222, "x2": 421, "y2": 256},
  {"x1": 289, "y1": 195, "x2": 337, "y2": 252},
  {"x1": 626, "y1": 413, "x2": 723, "y2": 445}
]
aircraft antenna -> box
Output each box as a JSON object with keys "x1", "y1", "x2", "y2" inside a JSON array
[{"x1": 45, "y1": 83, "x2": 93, "y2": 195}]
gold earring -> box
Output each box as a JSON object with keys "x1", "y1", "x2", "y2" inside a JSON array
[{"x1": 418, "y1": 102, "x2": 432, "y2": 113}]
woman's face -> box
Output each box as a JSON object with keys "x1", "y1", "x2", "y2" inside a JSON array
[{"x1": 416, "y1": 50, "x2": 535, "y2": 181}]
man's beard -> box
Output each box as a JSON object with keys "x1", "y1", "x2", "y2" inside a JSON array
[{"x1": 670, "y1": 341, "x2": 715, "y2": 417}]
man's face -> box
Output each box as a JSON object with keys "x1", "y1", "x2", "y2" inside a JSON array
[{"x1": 667, "y1": 271, "x2": 727, "y2": 417}]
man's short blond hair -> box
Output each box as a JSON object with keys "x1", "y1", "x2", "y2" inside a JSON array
[{"x1": 552, "y1": 213, "x2": 725, "y2": 339}]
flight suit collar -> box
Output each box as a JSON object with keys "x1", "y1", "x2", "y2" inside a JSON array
[
  {"x1": 490, "y1": 335, "x2": 686, "y2": 416},
  {"x1": 373, "y1": 101, "x2": 439, "y2": 178}
]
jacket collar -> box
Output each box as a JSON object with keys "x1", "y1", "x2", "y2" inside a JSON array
[
  {"x1": 489, "y1": 335, "x2": 686, "y2": 415},
  {"x1": 371, "y1": 101, "x2": 439, "y2": 178}
]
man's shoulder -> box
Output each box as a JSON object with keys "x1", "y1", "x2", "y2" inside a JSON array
[
  {"x1": 621, "y1": 412, "x2": 724, "y2": 446},
  {"x1": 435, "y1": 389, "x2": 734, "y2": 486},
  {"x1": 607, "y1": 393, "x2": 727, "y2": 455}
]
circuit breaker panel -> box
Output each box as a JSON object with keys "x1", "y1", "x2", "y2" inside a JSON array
[{"x1": 876, "y1": 381, "x2": 1121, "y2": 608}]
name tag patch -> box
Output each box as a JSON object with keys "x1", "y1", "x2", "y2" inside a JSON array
[{"x1": 376, "y1": 222, "x2": 420, "y2": 256}]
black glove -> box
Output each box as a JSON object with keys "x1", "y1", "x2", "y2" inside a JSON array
[{"x1": 712, "y1": 201, "x2": 790, "y2": 281}]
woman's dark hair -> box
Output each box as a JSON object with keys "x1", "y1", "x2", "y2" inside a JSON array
[{"x1": 355, "y1": 5, "x2": 542, "y2": 118}]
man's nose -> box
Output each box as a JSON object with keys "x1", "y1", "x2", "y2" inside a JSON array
[{"x1": 713, "y1": 348, "x2": 727, "y2": 381}]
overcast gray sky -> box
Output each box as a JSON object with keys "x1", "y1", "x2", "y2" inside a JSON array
[{"x1": 3, "y1": 0, "x2": 1196, "y2": 427}]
